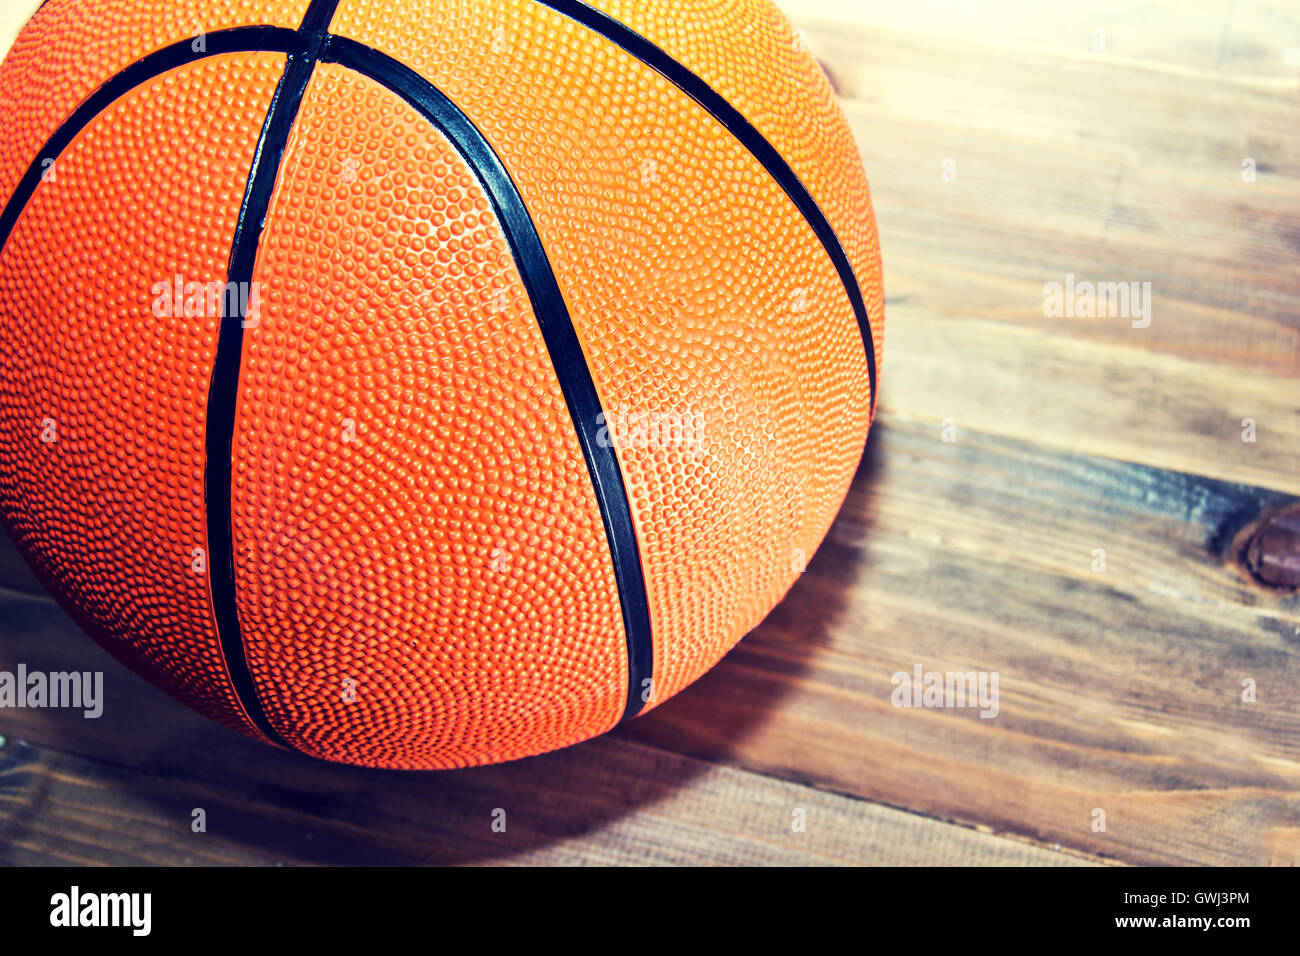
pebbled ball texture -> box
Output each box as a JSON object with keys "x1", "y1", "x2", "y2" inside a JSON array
[
  {"x1": 333, "y1": 0, "x2": 878, "y2": 708},
  {"x1": 0, "y1": 0, "x2": 311, "y2": 205},
  {"x1": 0, "y1": 0, "x2": 883, "y2": 769},
  {"x1": 232, "y1": 63, "x2": 628, "y2": 766},
  {"x1": 0, "y1": 50, "x2": 287, "y2": 742}
]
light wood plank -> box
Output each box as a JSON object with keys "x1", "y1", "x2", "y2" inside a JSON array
[
  {"x1": 783, "y1": 0, "x2": 1300, "y2": 78},
  {"x1": 791, "y1": 13, "x2": 1300, "y2": 491}
]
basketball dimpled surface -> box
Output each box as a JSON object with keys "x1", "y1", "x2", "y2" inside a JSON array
[
  {"x1": 332, "y1": 0, "x2": 878, "y2": 706},
  {"x1": 0, "y1": 0, "x2": 312, "y2": 204},
  {"x1": 0, "y1": 50, "x2": 288, "y2": 742},
  {"x1": 0, "y1": 0, "x2": 883, "y2": 768},
  {"x1": 572, "y1": 0, "x2": 885, "y2": 383},
  {"x1": 232, "y1": 63, "x2": 628, "y2": 767}
]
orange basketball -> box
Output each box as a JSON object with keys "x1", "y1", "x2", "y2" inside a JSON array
[{"x1": 0, "y1": 0, "x2": 882, "y2": 768}]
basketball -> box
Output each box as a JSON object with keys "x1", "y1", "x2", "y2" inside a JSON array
[{"x1": 0, "y1": 0, "x2": 882, "y2": 769}]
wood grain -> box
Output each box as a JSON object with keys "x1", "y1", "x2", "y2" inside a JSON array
[
  {"x1": 802, "y1": 8, "x2": 1300, "y2": 491},
  {"x1": 794, "y1": 0, "x2": 1300, "y2": 79},
  {"x1": 0, "y1": 734, "x2": 1088, "y2": 866}
]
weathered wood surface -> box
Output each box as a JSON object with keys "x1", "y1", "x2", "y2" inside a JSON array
[
  {"x1": 0, "y1": 733, "x2": 1086, "y2": 866},
  {"x1": 812, "y1": 4, "x2": 1300, "y2": 494},
  {"x1": 0, "y1": 0, "x2": 1297, "y2": 865}
]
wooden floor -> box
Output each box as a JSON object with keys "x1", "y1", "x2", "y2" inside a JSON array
[{"x1": 1, "y1": 0, "x2": 1298, "y2": 866}]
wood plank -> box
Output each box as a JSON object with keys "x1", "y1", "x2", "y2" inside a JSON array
[
  {"x1": 0, "y1": 727, "x2": 1087, "y2": 867},
  {"x1": 882, "y1": 313, "x2": 1300, "y2": 496},
  {"x1": 826, "y1": 24, "x2": 1300, "y2": 356},
  {"x1": 784, "y1": 0, "x2": 1300, "y2": 78},
  {"x1": 788, "y1": 14, "x2": 1300, "y2": 491}
]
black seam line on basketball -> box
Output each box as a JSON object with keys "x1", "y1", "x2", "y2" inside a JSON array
[
  {"x1": 205, "y1": 10, "x2": 339, "y2": 747},
  {"x1": 0, "y1": 27, "x2": 307, "y2": 258},
  {"x1": 299, "y1": 0, "x2": 341, "y2": 36},
  {"x1": 322, "y1": 36, "x2": 656, "y2": 723},
  {"x1": 0, "y1": 25, "x2": 305, "y2": 745},
  {"x1": 531, "y1": 0, "x2": 878, "y2": 416}
]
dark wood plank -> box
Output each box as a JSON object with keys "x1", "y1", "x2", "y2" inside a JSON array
[{"x1": 0, "y1": 721, "x2": 1086, "y2": 866}]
